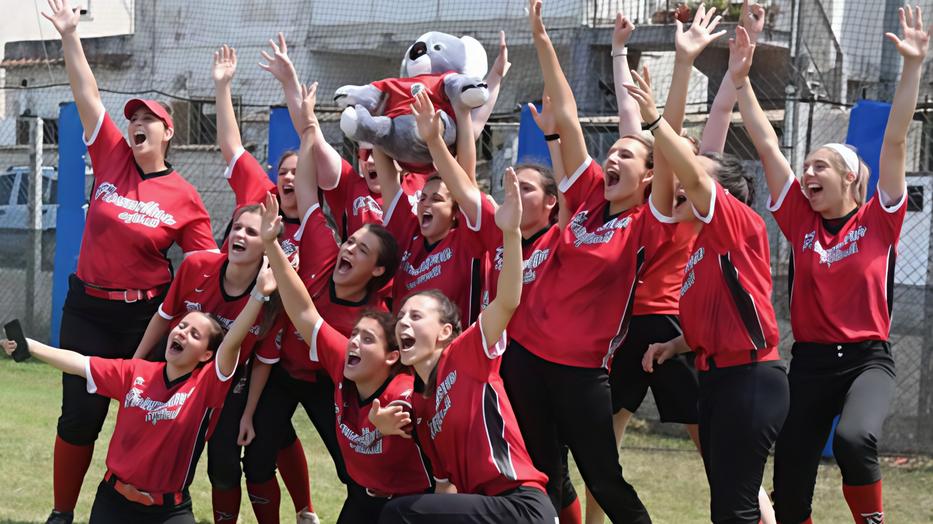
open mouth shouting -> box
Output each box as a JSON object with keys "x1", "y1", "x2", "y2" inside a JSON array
[
  {"x1": 398, "y1": 332, "x2": 416, "y2": 353},
  {"x1": 230, "y1": 239, "x2": 247, "y2": 253},
  {"x1": 674, "y1": 193, "x2": 688, "y2": 208},
  {"x1": 336, "y1": 254, "x2": 354, "y2": 276},
  {"x1": 605, "y1": 167, "x2": 621, "y2": 188},
  {"x1": 346, "y1": 349, "x2": 362, "y2": 367},
  {"x1": 420, "y1": 209, "x2": 434, "y2": 229},
  {"x1": 167, "y1": 337, "x2": 184, "y2": 356},
  {"x1": 806, "y1": 182, "x2": 823, "y2": 196},
  {"x1": 280, "y1": 183, "x2": 295, "y2": 195},
  {"x1": 132, "y1": 129, "x2": 147, "y2": 147}
]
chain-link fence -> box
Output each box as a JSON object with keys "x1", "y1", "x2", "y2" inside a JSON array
[{"x1": 1, "y1": 0, "x2": 931, "y2": 453}]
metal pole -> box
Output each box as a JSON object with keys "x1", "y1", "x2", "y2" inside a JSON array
[{"x1": 26, "y1": 116, "x2": 44, "y2": 334}]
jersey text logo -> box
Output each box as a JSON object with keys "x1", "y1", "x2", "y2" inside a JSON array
[
  {"x1": 569, "y1": 210, "x2": 631, "y2": 247},
  {"x1": 801, "y1": 226, "x2": 867, "y2": 267},
  {"x1": 94, "y1": 182, "x2": 178, "y2": 228},
  {"x1": 428, "y1": 370, "x2": 457, "y2": 439},
  {"x1": 124, "y1": 377, "x2": 194, "y2": 425}
]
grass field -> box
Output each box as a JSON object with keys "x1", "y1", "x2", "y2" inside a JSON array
[{"x1": 1, "y1": 358, "x2": 932, "y2": 523}]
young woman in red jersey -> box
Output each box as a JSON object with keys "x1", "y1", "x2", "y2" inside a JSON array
[
  {"x1": 240, "y1": 85, "x2": 401, "y2": 523},
  {"x1": 729, "y1": 7, "x2": 929, "y2": 522},
  {"x1": 258, "y1": 192, "x2": 433, "y2": 523},
  {"x1": 627, "y1": 41, "x2": 789, "y2": 524},
  {"x1": 368, "y1": 167, "x2": 555, "y2": 524},
  {"x1": 2, "y1": 266, "x2": 275, "y2": 523},
  {"x1": 40, "y1": 2, "x2": 217, "y2": 522}
]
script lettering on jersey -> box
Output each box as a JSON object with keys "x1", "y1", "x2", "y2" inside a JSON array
[
  {"x1": 338, "y1": 422, "x2": 384, "y2": 455},
  {"x1": 569, "y1": 210, "x2": 632, "y2": 247},
  {"x1": 402, "y1": 247, "x2": 453, "y2": 289},
  {"x1": 352, "y1": 195, "x2": 383, "y2": 218},
  {"x1": 802, "y1": 226, "x2": 867, "y2": 267},
  {"x1": 680, "y1": 247, "x2": 705, "y2": 297},
  {"x1": 124, "y1": 377, "x2": 193, "y2": 425},
  {"x1": 428, "y1": 370, "x2": 457, "y2": 439},
  {"x1": 493, "y1": 246, "x2": 550, "y2": 284},
  {"x1": 211, "y1": 313, "x2": 262, "y2": 337},
  {"x1": 94, "y1": 182, "x2": 178, "y2": 228},
  {"x1": 184, "y1": 300, "x2": 202, "y2": 312}
]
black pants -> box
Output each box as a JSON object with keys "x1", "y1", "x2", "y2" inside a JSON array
[
  {"x1": 610, "y1": 315, "x2": 698, "y2": 423},
  {"x1": 336, "y1": 482, "x2": 396, "y2": 523},
  {"x1": 58, "y1": 274, "x2": 164, "y2": 445},
  {"x1": 378, "y1": 486, "x2": 557, "y2": 524},
  {"x1": 500, "y1": 341, "x2": 650, "y2": 524},
  {"x1": 773, "y1": 342, "x2": 895, "y2": 524},
  {"x1": 89, "y1": 481, "x2": 194, "y2": 524},
  {"x1": 242, "y1": 364, "x2": 350, "y2": 486},
  {"x1": 698, "y1": 360, "x2": 789, "y2": 524}
]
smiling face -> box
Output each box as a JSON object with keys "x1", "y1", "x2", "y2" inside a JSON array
[
  {"x1": 344, "y1": 316, "x2": 399, "y2": 384},
  {"x1": 516, "y1": 167, "x2": 557, "y2": 233},
  {"x1": 127, "y1": 108, "x2": 172, "y2": 161},
  {"x1": 276, "y1": 153, "x2": 299, "y2": 216},
  {"x1": 164, "y1": 312, "x2": 221, "y2": 369},
  {"x1": 228, "y1": 208, "x2": 264, "y2": 265},
  {"x1": 802, "y1": 147, "x2": 856, "y2": 216},
  {"x1": 333, "y1": 226, "x2": 386, "y2": 289},
  {"x1": 602, "y1": 137, "x2": 652, "y2": 205},
  {"x1": 416, "y1": 178, "x2": 455, "y2": 244},
  {"x1": 395, "y1": 294, "x2": 454, "y2": 368}
]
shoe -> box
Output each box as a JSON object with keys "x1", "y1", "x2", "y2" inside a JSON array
[
  {"x1": 297, "y1": 510, "x2": 321, "y2": 524},
  {"x1": 46, "y1": 511, "x2": 74, "y2": 524}
]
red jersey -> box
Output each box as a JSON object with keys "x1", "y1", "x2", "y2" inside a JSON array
[
  {"x1": 256, "y1": 204, "x2": 386, "y2": 381},
  {"x1": 158, "y1": 251, "x2": 274, "y2": 363},
  {"x1": 307, "y1": 318, "x2": 433, "y2": 495},
  {"x1": 372, "y1": 73, "x2": 457, "y2": 121},
  {"x1": 480, "y1": 226, "x2": 559, "y2": 310},
  {"x1": 633, "y1": 221, "x2": 699, "y2": 316},
  {"x1": 79, "y1": 112, "x2": 216, "y2": 289},
  {"x1": 675, "y1": 181, "x2": 780, "y2": 371},
  {"x1": 508, "y1": 158, "x2": 674, "y2": 369},
  {"x1": 770, "y1": 176, "x2": 907, "y2": 343},
  {"x1": 85, "y1": 357, "x2": 233, "y2": 494},
  {"x1": 224, "y1": 148, "x2": 302, "y2": 265},
  {"x1": 412, "y1": 320, "x2": 548, "y2": 495},
  {"x1": 384, "y1": 190, "x2": 498, "y2": 325}
]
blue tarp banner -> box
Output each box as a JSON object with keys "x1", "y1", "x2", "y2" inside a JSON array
[
  {"x1": 516, "y1": 103, "x2": 553, "y2": 167},
  {"x1": 846, "y1": 100, "x2": 892, "y2": 199},
  {"x1": 267, "y1": 105, "x2": 300, "y2": 182}
]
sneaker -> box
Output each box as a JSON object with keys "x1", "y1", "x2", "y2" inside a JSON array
[
  {"x1": 297, "y1": 510, "x2": 321, "y2": 524},
  {"x1": 45, "y1": 511, "x2": 74, "y2": 524}
]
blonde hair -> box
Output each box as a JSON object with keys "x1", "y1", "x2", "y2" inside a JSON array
[{"x1": 819, "y1": 145, "x2": 867, "y2": 206}]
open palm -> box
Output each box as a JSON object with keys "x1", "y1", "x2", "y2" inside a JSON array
[
  {"x1": 675, "y1": 4, "x2": 726, "y2": 61},
  {"x1": 42, "y1": 0, "x2": 81, "y2": 35},
  {"x1": 886, "y1": 5, "x2": 931, "y2": 62},
  {"x1": 212, "y1": 45, "x2": 237, "y2": 85}
]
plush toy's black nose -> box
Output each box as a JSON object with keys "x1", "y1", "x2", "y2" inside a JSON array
[{"x1": 409, "y1": 41, "x2": 427, "y2": 61}]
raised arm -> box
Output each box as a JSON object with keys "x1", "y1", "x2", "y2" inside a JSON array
[
  {"x1": 454, "y1": 104, "x2": 478, "y2": 186},
  {"x1": 480, "y1": 167, "x2": 522, "y2": 348},
  {"x1": 294, "y1": 83, "x2": 322, "y2": 219},
  {"x1": 612, "y1": 12, "x2": 641, "y2": 137},
  {"x1": 42, "y1": 0, "x2": 104, "y2": 138},
  {"x1": 700, "y1": 0, "x2": 765, "y2": 154},
  {"x1": 260, "y1": 193, "x2": 322, "y2": 342},
  {"x1": 215, "y1": 266, "x2": 274, "y2": 378},
  {"x1": 879, "y1": 5, "x2": 930, "y2": 201},
  {"x1": 3, "y1": 338, "x2": 87, "y2": 377},
  {"x1": 412, "y1": 91, "x2": 484, "y2": 224},
  {"x1": 529, "y1": 0, "x2": 589, "y2": 175},
  {"x1": 373, "y1": 148, "x2": 401, "y2": 209},
  {"x1": 213, "y1": 45, "x2": 242, "y2": 164},
  {"x1": 260, "y1": 34, "x2": 344, "y2": 190},
  {"x1": 470, "y1": 31, "x2": 511, "y2": 139},
  {"x1": 730, "y1": 27, "x2": 794, "y2": 202},
  {"x1": 670, "y1": 5, "x2": 725, "y2": 134}
]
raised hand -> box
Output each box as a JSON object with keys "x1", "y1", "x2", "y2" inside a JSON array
[
  {"x1": 255, "y1": 257, "x2": 277, "y2": 296},
  {"x1": 410, "y1": 90, "x2": 443, "y2": 143},
  {"x1": 885, "y1": 5, "x2": 931, "y2": 63},
  {"x1": 212, "y1": 45, "x2": 237, "y2": 86},
  {"x1": 1, "y1": 339, "x2": 16, "y2": 357},
  {"x1": 492, "y1": 31, "x2": 512, "y2": 78},
  {"x1": 528, "y1": 93, "x2": 557, "y2": 135},
  {"x1": 728, "y1": 26, "x2": 755, "y2": 86},
  {"x1": 495, "y1": 167, "x2": 522, "y2": 232},
  {"x1": 368, "y1": 399, "x2": 413, "y2": 439},
  {"x1": 237, "y1": 415, "x2": 256, "y2": 446},
  {"x1": 613, "y1": 11, "x2": 635, "y2": 51},
  {"x1": 41, "y1": 0, "x2": 81, "y2": 36},
  {"x1": 260, "y1": 192, "x2": 283, "y2": 244},
  {"x1": 623, "y1": 66, "x2": 660, "y2": 124},
  {"x1": 298, "y1": 82, "x2": 319, "y2": 133},
  {"x1": 675, "y1": 3, "x2": 726, "y2": 62},
  {"x1": 258, "y1": 32, "x2": 297, "y2": 83},
  {"x1": 741, "y1": 0, "x2": 767, "y2": 43},
  {"x1": 528, "y1": 0, "x2": 545, "y2": 36}
]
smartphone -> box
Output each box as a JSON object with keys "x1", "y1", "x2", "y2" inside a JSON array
[{"x1": 4, "y1": 319, "x2": 30, "y2": 362}]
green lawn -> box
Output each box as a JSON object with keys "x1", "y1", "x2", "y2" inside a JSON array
[{"x1": 1, "y1": 358, "x2": 932, "y2": 523}]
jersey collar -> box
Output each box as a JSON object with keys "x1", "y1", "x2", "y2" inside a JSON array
[
  {"x1": 163, "y1": 364, "x2": 194, "y2": 389},
  {"x1": 136, "y1": 160, "x2": 175, "y2": 180},
  {"x1": 522, "y1": 226, "x2": 551, "y2": 247},
  {"x1": 356, "y1": 373, "x2": 395, "y2": 406},
  {"x1": 821, "y1": 205, "x2": 860, "y2": 235},
  {"x1": 329, "y1": 279, "x2": 372, "y2": 307}
]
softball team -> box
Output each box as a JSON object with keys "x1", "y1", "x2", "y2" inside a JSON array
[{"x1": 6, "y1": 1, "x2": 924, "y2": 523}]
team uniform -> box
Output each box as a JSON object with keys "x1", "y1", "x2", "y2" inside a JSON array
[
  {"x1": 499, "y1": 157, "x2": 668, "y2": 522},
  {"x1": 769, "y1": 177, "x2": 905, "y2": 524},
  {"x1": 383, "y1": 189, "x2": 498, "y2": 325},
  {"x1": 243, "y1": 203, "x2": 386, "y2": 504},
  {"x1": 610, "y1": 220, "x2": 700, "y2": 423},
  {"x1": 379, "y1": 320, "x2": 556, "y2": 524},
  {"x1": 302, "y1": 317, "x2": 433, "y2": 522},
  {"x1": 666, "y1": 181, "x2": 789, "y2": 524},
  {"x1": 55, "y1": 109, "x2": 216, "y2": 515},
  {"x1": 83, "y1": 356, "x2": 236, "y2": 522}
]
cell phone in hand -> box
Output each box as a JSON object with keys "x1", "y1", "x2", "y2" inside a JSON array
[{"x1": 4, "y1": 319, "x2": 30, "y2": 362}]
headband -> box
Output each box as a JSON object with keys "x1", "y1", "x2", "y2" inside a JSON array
[{"x1": 821, "y1": 143, "x2": 859, "y2": 174}]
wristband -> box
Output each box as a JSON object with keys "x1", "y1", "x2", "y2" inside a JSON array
[
  {"x1": 642, "y1": 115, "x2": 663, "y2": 132},
  {"x1": 250, "y1": 289, "x2": 271, "y2": 302},
  {"x1": 544, "y1": 133, "x2": 560, "y2": 142},
  {"x1": 611, "y1": 48, "x2": 628, "y2": 57}
]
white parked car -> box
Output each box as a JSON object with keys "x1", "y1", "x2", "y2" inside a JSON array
[{"x1": 0, "y1": 166, "x2": 58, "y2": 230}]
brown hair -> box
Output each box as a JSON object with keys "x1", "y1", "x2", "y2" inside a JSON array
[
  {"x1": 514, "y1": 162, "x2": 559, "y2": 224},
  {"x1": 616, "y1": 134, "x2": 655, "y2": 169},
  {"x1": 276, "y1": 150, "x2": 299, "y2": 175},
  {"x1": 358, "y1": 224, "x2": 400, "y2": 294}
]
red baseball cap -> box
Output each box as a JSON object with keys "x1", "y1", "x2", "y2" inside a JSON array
[{"x1": 123, "y1": 99, "x2": 174, "y2": 130}]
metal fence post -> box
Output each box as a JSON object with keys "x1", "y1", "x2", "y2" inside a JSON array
[{"x1": 25, "y1": 116, "x2": 44, "y2": 334}]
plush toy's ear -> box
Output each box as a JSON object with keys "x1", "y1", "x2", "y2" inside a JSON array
[{"x1": 460, "y1": 36, "x2": 488, "y2": 79}]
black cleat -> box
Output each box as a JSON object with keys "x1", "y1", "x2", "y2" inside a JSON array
[{"x1": 45, "y1": 510, "x2": 74, "y2": 524}]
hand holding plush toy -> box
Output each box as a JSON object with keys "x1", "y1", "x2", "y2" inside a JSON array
[{"x1": 334, "y1": 31, "x2": 489, "y2": 172}]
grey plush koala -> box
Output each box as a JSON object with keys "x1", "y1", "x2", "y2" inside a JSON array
[{"x1": 334, "y1": 31, "x2": 489, "y2": 168}]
